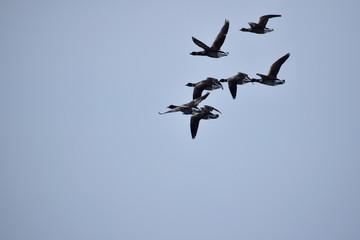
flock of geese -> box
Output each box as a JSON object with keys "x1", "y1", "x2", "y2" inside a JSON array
[{"x1": 159, "y1": 15, "x2": 290, "y2": 139}]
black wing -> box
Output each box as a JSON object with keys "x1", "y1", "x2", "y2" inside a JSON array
[
  {"x1": 190, "y1": 114, "x2": 202, "y2": 139},
  {"x1": 192, "y1": 85, "x2": 206, "y2": 100},
  {"x1": 268, "y1": 53, "x2": 290, "y2": 78},
  {"x1": 192, "y1": 36, "x2": 210, "y2": 50},
  {"x1": 258, "y1": 14, "x2": 281, "y2": 27},
  {"x1": 228, "y1": 80, "x2": 238, "y2": 99},
  {"x1": 211, "y1": 19, "x2": 229, "y2": 50}
]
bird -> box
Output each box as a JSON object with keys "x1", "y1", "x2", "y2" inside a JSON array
[
  {"x1": 190, "y1": 105, "x2": 221, "y2": 139},
  {"x1": 240, "y1": 14, "x2": 281, "y2": 34},
  {"x1": 220, "y1": 72, "x2": 251, "y2": 99},
  {"x1": 158, "y1": 92, "x2": 210, "y2": 115},
  {"x1": 186, "y1": 77, "x2": 223, "y2": 100},
  {"x1": 190, "y1": 19, "x2": 230, "y2": 58},
  {"x1": 251, "y1": 53, "x2": 290, "y2": 86}
]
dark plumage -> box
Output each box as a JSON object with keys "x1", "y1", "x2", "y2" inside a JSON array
[
  {"x1": 251, "y1": 53, "x2": 290, "y2": 86},
  {"x1": 240, "y1": 14, "x2": 281, "y2": 34},
  {"x1": 220, "y1": 72, "x2": 251, "y2": 99},
  {"x1": 159, "y1": 92, "x2": 210, "y2": 115},
  {"x1": 190, "y1": 19, "x2": 230, "y2": 58},
  {"x1": 186, "y1": 77, "x2": 223, "y2": 100},
  {"x1": 190, "y1": 105, "x2": 221, "y2": 139}
]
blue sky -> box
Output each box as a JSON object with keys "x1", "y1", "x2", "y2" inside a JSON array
[{"x1": 1, "y1": 0, "x2": 360, "y2": 239}]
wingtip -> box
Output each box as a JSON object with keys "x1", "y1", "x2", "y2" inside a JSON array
[{"x1": 191, "y1": 130, "x2": 196, "y2": 139}]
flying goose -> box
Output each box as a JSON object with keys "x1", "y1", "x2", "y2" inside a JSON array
[
  {"x1": 158, "y1": 92, "x2": 210, "y2": 115},
  {"x1": 186, "y1": 77, "x2": 223, "y2": 100},
  {"x1": 240, "y1": 14, "x2": 281, "y2": 34},
  {"x1": 220, "y1": 72, "x2": 251, "y2": 99},
  {"x1": 251, "y1": 53, "x2": 290, "y2": 86},
  {"x1": 190, "y1": 105, "x2": 221, "y2": 139},
  {"x1": 190, "y1": 19, "x2": 230, "y2": 58}
]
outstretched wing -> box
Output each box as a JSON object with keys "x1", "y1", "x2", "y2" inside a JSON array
[
  {"x1": 192, "y1": 85, "x2": 206, "y2": 100},
  {"x1": 192, "y1": 36, "x2": 210, "y2": 50},
  {"x1": 228, "y1": 80, "x2": 238, "y2": 99},
  {"x1": 192, "y1": 92, "x2": 210, "y2": 106},
  {"x1": 258, "y1": 14, "x2": 281, "y2": 27},
  {"x1": 268, "y1": 53, "x2": 290, "y2": 78},
  {"x1": 190, "y1": 114, "x2": 202, "y2": 139},
  {"x1": 211, "y1": 19, "x2": 229, "y2": 50}
]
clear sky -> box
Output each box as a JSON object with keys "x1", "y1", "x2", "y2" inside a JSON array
[{"x1": 1, "y1": 0, "x2": 360, "y2": 239}]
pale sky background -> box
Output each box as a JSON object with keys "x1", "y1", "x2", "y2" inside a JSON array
[{"x1": 1, "y1": 0, "x2": 360, "y2": 239}]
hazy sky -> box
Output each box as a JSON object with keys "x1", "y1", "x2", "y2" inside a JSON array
[{"x1": 1, "y1": 0, "x2": 360, "y2": 240}]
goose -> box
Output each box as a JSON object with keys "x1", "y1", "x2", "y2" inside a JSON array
[
  {"x1": 251, "y1": 53, "x2": 290, "y2": 86},
  {"x1": 190, "y1": 19, "x2": 229, "y2": 58},
  {"x1": 240, "y1": 14, "x2": 281, "y2": 34},
  {"x1": 186, "y1": 77, "x2": 223, "y2": 99},
  {"x1": 220, "y1": 72, "x2": 251, "y2": 99},
  {"x1": 190, "y1": 105, "x2": 221, "y2": 139},
  {"x1": 158, "y1": 92, "x2": 210, "y2": 115}
]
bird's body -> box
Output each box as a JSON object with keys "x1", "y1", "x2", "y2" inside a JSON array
[
  {"x1": 186, "y1": 77, "x2": 223, "y2": 100},
  {"x1": 254, "y1": 74, "x2": 286, "y2": 86},
  {"x1": 190, "y1": 19, "x2": 230, "y2": 58},
  {"x1": 251, "y1": 53, "x2": 290, "y2": 86},
  {"x1": 159, "y1": 92, "x2": 210, "y2": 115},
  {"x1": 220, "y1": 72, "x2": 251, "y2": 99},
  {"x1": 240, "y1": 14, "x2": 281, "y2": 34}
]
